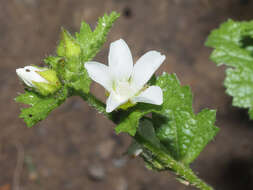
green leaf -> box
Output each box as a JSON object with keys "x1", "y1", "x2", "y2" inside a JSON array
[
  {"x1": 78, "y1": 12, "x2": 120, "y2": 62},
  {"x1": 138, "y1": 118, "x2": 161, "y2": 148},
  {"x1": 115, "y1": 103, "x2": 160, "y2": 136},
  {"x1": 153, "y1": 73, "x2": 218, "y2": 165},
  {"x1": 206, "y1": 19, "x2": 253, "y2": 117},
  {"x1": 115, "y1": 73, "x2": 218, "y2": 165},
  {"x1": 75, "y1": 22, "x2": 92, "y2": 47},
  {"x1": 15, "y1": 88, "x2": 68, "y2": 127}
]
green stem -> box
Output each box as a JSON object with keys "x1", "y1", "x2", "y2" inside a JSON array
[
  {"x1": 136, "y1": 133, "x2": 214, "y2": 190},
  {"x1": 78, "y1": 92, "x2": 106, "y2": 114}
]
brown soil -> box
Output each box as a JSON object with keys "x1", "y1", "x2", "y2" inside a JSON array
[{"x1": 1, "y1": 0, "x2": 253, "y2": 189}]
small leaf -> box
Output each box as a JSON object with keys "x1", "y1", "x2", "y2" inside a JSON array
[
  {"x1": 75, "y1": 22, "x2": 92, "y2": 45},
  {"x1": 79, "y1": 12, "x2": 120, "y2": 62},
  {"x1": 16, "y1": 91, "x2": 41, "y2": 106},
  {"x1": 138, "y1": 118, "x2": 161, "y2": 148},
  {"x1": 16, "y1": 88, "x2": 68, "y2": 127}
]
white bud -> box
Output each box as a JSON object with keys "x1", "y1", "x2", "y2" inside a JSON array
[
  {"x1": 16, "y1": 66, "x2": 61, "y2": 96},
  {"x1": 16, "y1": 66, "x2": 48, "y2": 88}
]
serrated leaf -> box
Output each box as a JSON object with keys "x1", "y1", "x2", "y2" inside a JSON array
[
  {"x1": 225, "y1": 67, "x2": 253, "y2": 108},
  {"x1": 154, "y1": 73, "x2": 218, "y2": 165},
  {"x1": 206, "y1": 19, "x2": 253, "y2": 118},
  {"x1": 16, "y1": 89, "x2": 67, "y2": 127},
  {"x1": 77, "y1": 12, "x2": 120, "y2": 62},
  {"x1": 75, "y1": 22, "x2": 92, "y2": 45},
  {"x1": 16, "y1": 91, "x2": 41, "y2": 106}
]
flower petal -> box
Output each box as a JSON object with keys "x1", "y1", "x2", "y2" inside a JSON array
[
  {"x1": 108, "y1": 39, "x2": 133, "y2": 81},
  {"x1": 131, "y1": 51, "x2": 165, "y2": 90},
  {"x1": 85, "y1": 61, "x2": 112, "y2": 91},
  {"x1": 16, "y1": 66, "x2": 48, "y2": 87},
  {"x1": 106, "y1": 92, "x2": 127, "y2": 112},
  {"x1": 131, "y1": 86, "x2": 163, "y2": 105}
]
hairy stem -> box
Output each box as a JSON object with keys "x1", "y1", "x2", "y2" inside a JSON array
[
  {"x1": 77, "y1": 91, "x2": 114, "y2": 119},
  {"x1": 135, "y1": 132, "x2": 214, "y2": 190}
]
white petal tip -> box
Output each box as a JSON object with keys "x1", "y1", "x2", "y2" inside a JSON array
[
  {"x1": 151, "y1": 50, "x2": 166, "y2": 62},
  {"x1": 111, "y1": 38, "x2": 126, "y2": 45},
  {"x1": 106, "y1": 105, "x2": 115, "y2": 113},
  {"x1": 16, "y1": 68, "x2": 22, "y2": 75},
  {"x1": 106, "y1": 104, "x2": 111, "y2": 113},
  {"x1": 132, "y1": 86, "x2": 163, "y2": 105},
  {"x1": 153, "y1": 87, "x2": 163, "y2": 105}
]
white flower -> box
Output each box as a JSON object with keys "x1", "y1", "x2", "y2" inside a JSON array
[
  {"x1": 16, "y1": 66, "x2": 48, "y2": 87},
  {"x1": 85, "y1": 39, "x2": 165, "y2": 113}
]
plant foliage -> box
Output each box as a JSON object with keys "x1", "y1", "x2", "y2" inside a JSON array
[{"x1": 206, "y1": 19, "x2": 253, "y2": 119}]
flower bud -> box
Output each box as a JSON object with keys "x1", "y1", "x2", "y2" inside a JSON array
[
  {"x1": 16, "y1": 66, "x2": 61, "y2": 96},
  {"x1": 57, "y1": 29, "x2": 81, "y2": 58}
]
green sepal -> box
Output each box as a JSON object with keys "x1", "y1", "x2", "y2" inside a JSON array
[
  {"x1": 33, "y1": 69, "x2": 61, "y2": 96},
  {"x1": 119, "y1": 101, "x2": 136, "y2": 110},
  {"x1": 44, "y1": 56, "x2": 64, "y2": 73}
]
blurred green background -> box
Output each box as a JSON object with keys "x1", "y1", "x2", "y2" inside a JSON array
[{"x1": 1, "y1": 0, "x2": 253, "y2": 189}]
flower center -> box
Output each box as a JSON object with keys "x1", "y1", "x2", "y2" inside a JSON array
[{"x1": 113, "y1": 81, "x2": 135, "y2": 101}]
